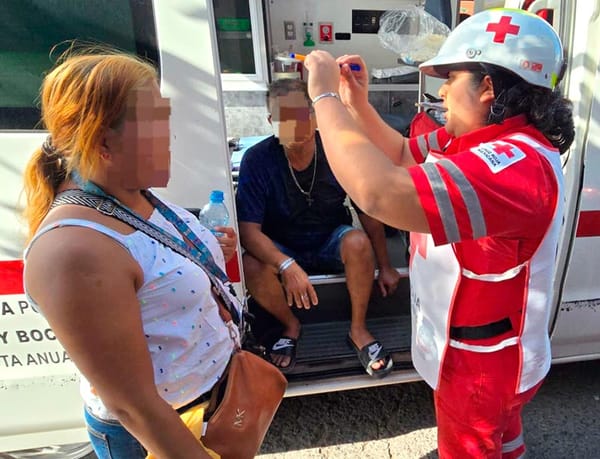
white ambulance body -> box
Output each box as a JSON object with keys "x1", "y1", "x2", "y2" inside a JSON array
[{"x1": 0, "y1": 0, "x2": 598, "y2": 456}]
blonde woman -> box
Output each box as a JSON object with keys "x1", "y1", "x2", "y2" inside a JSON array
[{"x1": 23, "y1": 50, "x2": 237, "y2": 458}]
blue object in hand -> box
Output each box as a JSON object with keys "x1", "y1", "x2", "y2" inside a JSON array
[
  {"x1": 289, "y1": 53, "x2": 361, "y2": 71},
  {"x1": 345, "y1": 63, "x2": 361, "y2": 71}
]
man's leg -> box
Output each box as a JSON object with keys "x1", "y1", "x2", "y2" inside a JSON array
[
  {"x1": 322, "y1": 226, "x2": 389, "y2": 373},
  {"x1": 242, "y1": 252, "x2": 301, "y2": 368},
  {"x1": 339, "y1": 229, "x2": 376, "y2": 343}
]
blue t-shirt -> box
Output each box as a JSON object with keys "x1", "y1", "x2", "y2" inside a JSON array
[{"x1": 236, "y1": 132, "x2": 352, "y2": 252}]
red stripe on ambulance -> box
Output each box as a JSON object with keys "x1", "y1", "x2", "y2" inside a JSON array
[
  {"x1": 0, "y1": 260, "x2": 24, "y2": 295},
  {"x1": 0, "y1": 209, "x2": 596, "y2": 297},
  {"x1": 576, "y1": 210, "x2": 600, "y2": 237},
  {"x1": 0, "y1": 255, "x2": 241, "y2": 295}
]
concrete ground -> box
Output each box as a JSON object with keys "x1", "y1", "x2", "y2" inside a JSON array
[{"x1": 257, "y1": 360, "x2": 600, "y2": 459}]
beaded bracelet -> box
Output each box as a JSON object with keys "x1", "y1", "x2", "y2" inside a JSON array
[
  {"x1": 311, "y1": 91, "x2": 340, "y2": 106},
  {"x1": 277, "y1": 257, "x2": 295, "y2": 275}
]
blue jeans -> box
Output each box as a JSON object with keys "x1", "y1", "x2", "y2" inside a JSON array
[
  {"x1": 84, "y1": 406, "x2": 146, "y2": 459},
  {"x1": 275, "y1": 224, "x2": 355, "y2": 274}
]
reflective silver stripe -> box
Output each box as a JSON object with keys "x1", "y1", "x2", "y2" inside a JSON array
[
  {"x1": 449, "y1": 336, "x2": 519, "y2": 353},
  {"x1": 502, "y1": 433, "x2": 524, "y2": 453},
  {"x1": 422, "y1": 162, "x2": 460, "y2": 242},
  {"x1": 437, "y1": 159, "x2": 487, "y2": 239},
  {"x1": 416, "y1": 135, "x2": 429, "y2": 158},
  {"x1": 462, "y1": 261, "x2": 527, "y2": 282},
  {"x1": 428, "y1": 130, "x2": 441, "y2": 151}
]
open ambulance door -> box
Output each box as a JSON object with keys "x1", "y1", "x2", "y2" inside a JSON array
[
  {"x1": 0, "y1": 0, "x2": 237, "y2": 456},
  {"x1": 540, "y1": 0, "x2": 600, "y2": 361}
]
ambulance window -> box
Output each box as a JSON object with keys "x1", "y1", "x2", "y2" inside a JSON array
[{"x1": 0, "y1": 0, "x2": 159, "y2": 130}]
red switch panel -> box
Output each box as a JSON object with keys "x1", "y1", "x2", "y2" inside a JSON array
[{"x1": 319, "y1": 22, "x2": 333, "y2": 43}]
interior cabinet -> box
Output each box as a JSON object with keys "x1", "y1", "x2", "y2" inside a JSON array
[{"x1": 212, "y1": 0, "x2": 268, "y2": 90}]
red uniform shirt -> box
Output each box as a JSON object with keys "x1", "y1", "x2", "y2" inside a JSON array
[{"x1": 407, "y1": 115, "x2": 559, "y2": 328}]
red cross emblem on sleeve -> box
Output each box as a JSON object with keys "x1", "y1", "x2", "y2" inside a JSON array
[
  {"x1": 492, "y1": 143, "x2": 515, "y2": 158},
  {"x1": 486, "y1": 16, "x2": 521, "y2": 43}
]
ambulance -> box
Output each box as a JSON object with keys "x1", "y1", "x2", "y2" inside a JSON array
[{"x1": 0, "y1": 0, "x2": 598, "y2": 456}]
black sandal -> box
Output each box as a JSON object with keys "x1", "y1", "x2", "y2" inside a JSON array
[
  {"x1": 269, "y1": 336, "x2": 298, "y2": 373},
  {"x1": 347, "y1": 335, "x2": 393, "y2": 379}
]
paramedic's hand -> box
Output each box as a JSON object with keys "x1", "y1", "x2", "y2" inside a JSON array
[
  {"x1": 377, "y1": 265, "x2": 401, "y2": 298},
  {"x1": 281, "y1": 262, "x2": 318, "y2": 309},
  {"x1": 336, "y1": 55, "x2": 369, "y2": 110},
  {"x1": 214, "y1": 226, "x2": 237, "y2": 263},
  {"x1": 304, "y1": 50, "x2": 340, "y2": 101}
]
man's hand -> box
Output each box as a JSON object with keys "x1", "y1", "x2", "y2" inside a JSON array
[
  {"x1": 213, "y1": 226, "x2": 237, "y2": 263},
  {"x1": 377, "y1": 265, "x2": 401, "y2": 298},
  {"x1": 280, "y1": 262, "x2": 318, "y2": 309}
]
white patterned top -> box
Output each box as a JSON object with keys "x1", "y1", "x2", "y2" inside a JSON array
[{"x1": 25, "y1": 201, "x2": 238, "y2": 420}]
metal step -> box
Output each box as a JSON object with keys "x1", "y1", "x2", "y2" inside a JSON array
[
  {"x1": 280, "y1": 315, "x2": 413, "y2": 380},
  {"x1": 296, "y1": 316, "x2": 410, "y2": 362}
]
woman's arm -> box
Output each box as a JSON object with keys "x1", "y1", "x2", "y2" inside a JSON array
[
  {"x1": 25, "y1": 226, "x2": 214, "y2": 458},
  {"x1": 336, "y1": 55, "x2": 414, "y2": 168},
  {"x1": 214, "y1": 226, "x2": 238, "y2": 263},
  {"x1": 305, "y1": 51, "x2": 429, "y2": 233}
]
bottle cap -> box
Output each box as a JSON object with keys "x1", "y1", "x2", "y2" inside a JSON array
[{"x1": 209, "y1": 190, "x2": 224, "y2": 202}]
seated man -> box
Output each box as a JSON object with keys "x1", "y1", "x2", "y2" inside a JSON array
[{"x1": 236, "y1": 78, "x2": 400, "y2": 378}]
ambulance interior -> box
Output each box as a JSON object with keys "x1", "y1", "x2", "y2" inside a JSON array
[
  {"x1": 227, "y1": 0, "x2": 552, "y2": 381},
  {"x1": 231, "y1": 1, "x2": 442, "y2": 380},
  {"x1": 226, "y1": 0, "x2": 424, "y2": 372}
]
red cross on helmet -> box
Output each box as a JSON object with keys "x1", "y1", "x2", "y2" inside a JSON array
[{"x1": 419, "y1": 8, "x2": 564, "y2": 89}]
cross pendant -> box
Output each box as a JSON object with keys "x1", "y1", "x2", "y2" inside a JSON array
[{"x1": 306, "y1": 196, "x2": 313, "y2": 206}]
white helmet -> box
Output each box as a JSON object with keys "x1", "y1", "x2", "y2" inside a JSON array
[{"x1": 419, "y1": 8, "x2": 564, "y2": 89}]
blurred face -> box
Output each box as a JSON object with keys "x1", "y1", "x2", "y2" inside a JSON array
[
  {"x1": 105, "y1": 80, "x2": 171, "y2": 189},
  {"x1": 268, "y1": 90, "x2": 316, "y2": 149},
  {"x1": 439, "y1": 70, "x2": 491, "y2": 137}
]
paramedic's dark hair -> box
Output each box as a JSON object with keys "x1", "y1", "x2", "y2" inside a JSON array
[
  {"x1": 471, "y1": 64, "x2": 574, "y2": 154},
  {"x1": 266, "y1": 79, "x2": 311, "y2": 106}
]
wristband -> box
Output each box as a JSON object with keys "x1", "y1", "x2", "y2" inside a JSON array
[
  {"x1": 277, "y1": 257, "x2": 295, "y2": 275},
  {"x1": 312, "y1": 92, "x2": 340, "y2": 106}
]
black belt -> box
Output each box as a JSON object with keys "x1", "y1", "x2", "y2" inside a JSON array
[
  {"x1": 175, "y1": 362, "x2": 230, "y2": 417},
  {"x1": 175, "y1": 390, "x2": 213, "y2": 415},
  {"x1": 450, "y1": 317, "x2": 512, "y2": 340}
]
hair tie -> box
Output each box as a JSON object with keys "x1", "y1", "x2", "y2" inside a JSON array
[
  {"x1": 40, "y1": 135, "x2": 67, "y2": 187},
  {"x1": 41, "y1": 136, "x2": 58, "y2": 157}
]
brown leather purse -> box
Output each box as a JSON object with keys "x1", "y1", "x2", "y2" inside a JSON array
[
  {"x1": 202, "y1": 347, "x2": 287, "y2": 459},
  {"x1": 195, "y1": 284, "x2": 287, "y2": 459}
]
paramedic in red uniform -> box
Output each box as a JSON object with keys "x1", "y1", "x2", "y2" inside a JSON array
[{"x1": 303, "y1": 9, "x2": 574, "y2": 459}]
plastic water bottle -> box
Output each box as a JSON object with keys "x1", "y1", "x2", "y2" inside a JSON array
[{"x1": 199, "y1": 190, "x2": 229, "y2": 237}]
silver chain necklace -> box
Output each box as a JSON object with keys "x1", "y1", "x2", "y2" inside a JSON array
[{"x1": 285, "y1": 147, "x2": 317, "y2": 206}]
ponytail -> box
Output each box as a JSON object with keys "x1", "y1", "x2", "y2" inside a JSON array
[{"x1": 23, "y1": 138, "x2": 68, "y2": 241}]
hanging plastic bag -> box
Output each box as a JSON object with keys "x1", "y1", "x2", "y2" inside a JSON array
[{"x1": 377, "y1": 7, "x2": 450, "y2": 66}]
